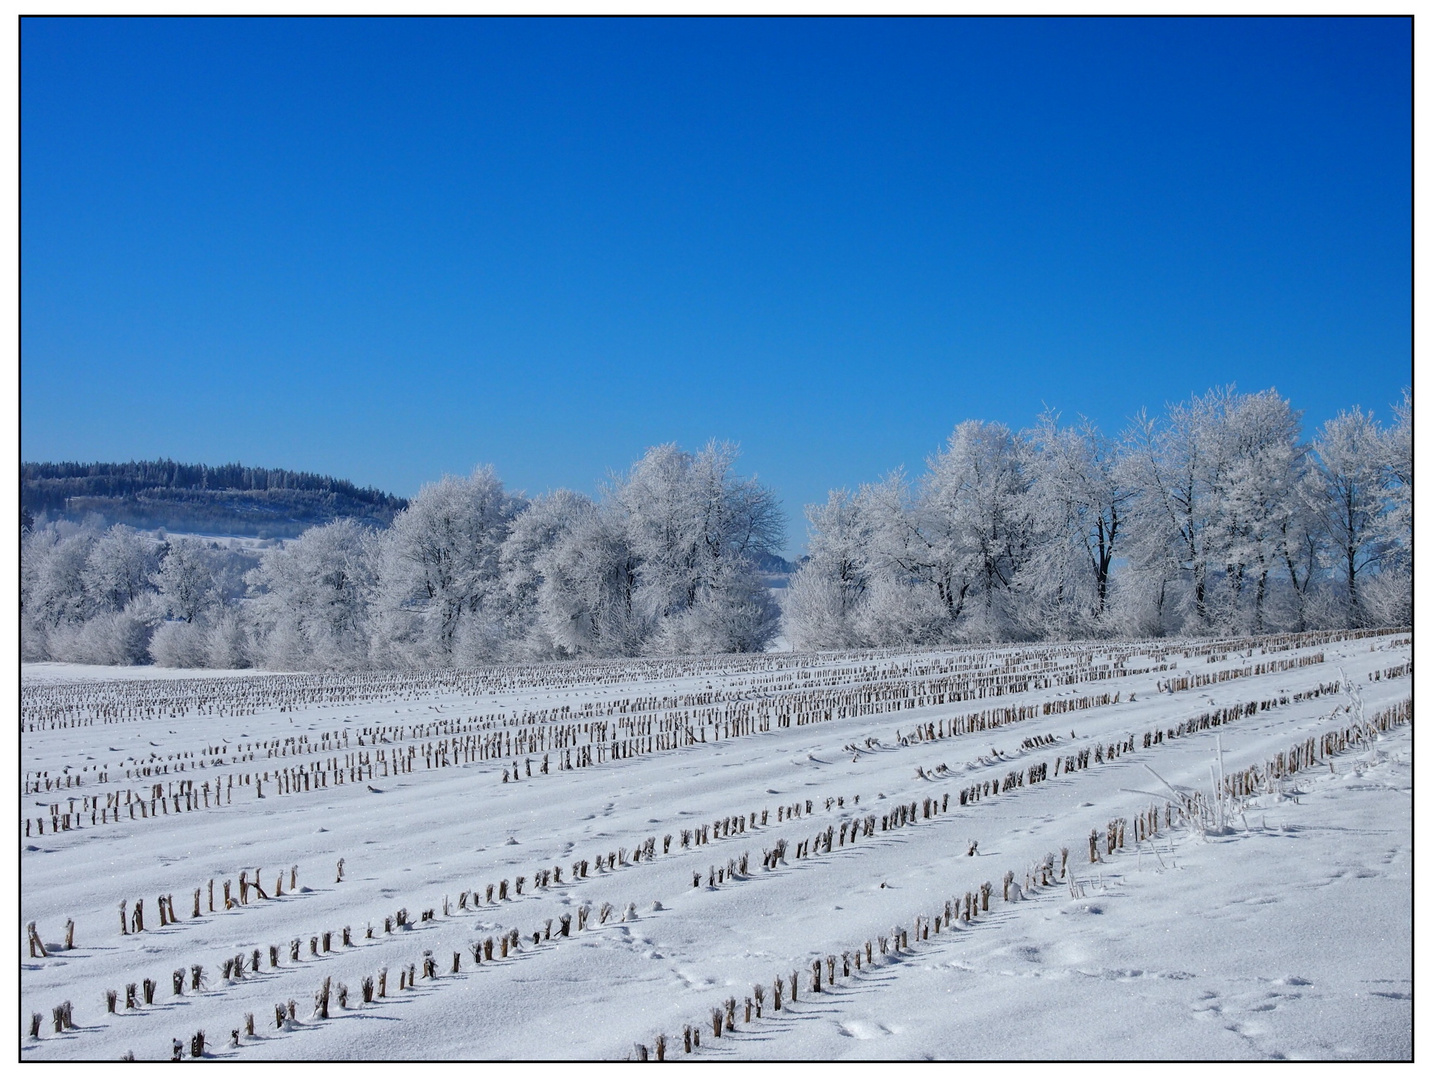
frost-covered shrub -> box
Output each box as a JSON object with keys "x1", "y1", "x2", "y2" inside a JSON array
[
  {"x1": 1361, "y1": 568, "x2": 1412, "y2": 629},
  {"x1": 44, "y1": 609, "x2": 152, "y2": 665},
  {"x1": 148, "y1": 619, "x2": 211, "y2": 669},
  {"x1": 204, "y1": 610, "x2": 252, "y2": 669}
]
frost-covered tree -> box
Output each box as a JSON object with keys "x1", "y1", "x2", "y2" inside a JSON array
[
  {"x1": 614, "y1": 442, "x2": 784, "y2": 654},
  {"x1": 1302, "y1": 407, "x2": 1389, "y2": 627},
  {"x1": 1120, "y1": 390, "x2": 1237, "y2": 631},
  {"x1": 1116, "y1": 388, "x2": 1330, "y2": 635},
  {"x1": 497, "y1": 489, "x2": 599, "y2": 658},
  {"x1": 25, "y1": 519, "x2": 99, "y2": 624},
  {"x1": 792, "y1": 422, "x2": 1034, "y2": 647},
  {"x1": 1208, "y1": 390, "x2": 1303, "y2": 633},
  {"x1": 856, "y1": 469, "x2": 963, "y2": 642},
  {"x1": 533, "y1": 499, "x2": 647, "y2": 658},
  {"x1": 918, "y1": 420, "x2": 1031, "y2": 640},
  {"x1": 1021, "y1": 412, "x2": 1130, "y2": 636},
  {"x1": 1381, "y1": 389, "x2": 1412, "y2": 561},
  {"x1": 154, "y1": 537, "x2": 221, "y2": 623},
  {"x1": 1361, "y1": 390, "x2": 1413, "y2": 627},
  {"x1": 82, "y1": 525, "x2": 160, "y2": 613},
  {"x1": 1268, "y1": 472, "x2": 1324, "y2": 635},
  {"x1": 21, "y1": 518, "x2": 98, "y2": 659},
  {"x1": 246, "y1": 519, "x2": 377, "y2": 669},
  {"x1": 371, "y1": 467, "x2": 526, "y2": 666},
  {"x1": 783, "y1": 488, "x2": 875, "y2": 650},
  {"x1": 59, "y1": 524, "x2": 164, "y2": 664},
  {"x1": 147, "y1": 537, "x2": 238, "y2": 668}
]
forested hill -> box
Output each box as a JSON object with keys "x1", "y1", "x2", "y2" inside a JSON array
[{"x1": 21, "y1": 460, "x2": 407, "y2": 537}]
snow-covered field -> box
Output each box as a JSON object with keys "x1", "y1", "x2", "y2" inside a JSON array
[{"x1": 20, "y1": 629, "x2": 1412, "y2": 1060}]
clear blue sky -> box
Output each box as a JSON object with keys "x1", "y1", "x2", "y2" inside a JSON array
[{"x1": 22, "y1": 17, "x2": 1410, "y2": 556}]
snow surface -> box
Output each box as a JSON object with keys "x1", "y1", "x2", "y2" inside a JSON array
[
  {"x1": 22, "y1": 663, "x2": 287, "y2": 683},
  {"x1": 20, "y1": 633, "x2": 1412, "y2": 1060}
]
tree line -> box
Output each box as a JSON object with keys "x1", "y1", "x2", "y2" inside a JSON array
[
  {"x1": 19, "y1": 387, "x2": 1411, "y2": 670},
  {"x1": 785, "y1": 387, "x2": 1410, "y2": 648},
  {"x1": 21, "y1": 442, "x2": 784, "y2": 668},
  {"x1": 22, "y1": 459, "x2": 404, "y2": 504}
]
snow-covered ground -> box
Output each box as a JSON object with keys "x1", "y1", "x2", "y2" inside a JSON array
[
  {"x1": 20, "y1": 630, "x2": 1411, "y2": 1060},
  {"x1": 21, "y1": 663, "x2": 286, "y2": 683}
]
